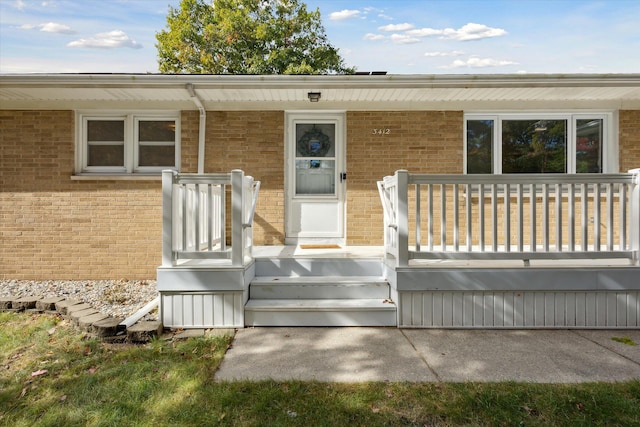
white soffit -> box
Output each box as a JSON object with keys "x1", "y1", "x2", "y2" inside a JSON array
[{"x1": 1, "y1": 73, "x2": 639, "y2": 110}]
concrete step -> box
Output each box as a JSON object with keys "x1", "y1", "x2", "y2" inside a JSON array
[
  {"x1": 250, "y1": 276, "x2": 389, "y2": 299},
  {"x1": 245, "y1": 298, "x2": 396, "y2": 327}
]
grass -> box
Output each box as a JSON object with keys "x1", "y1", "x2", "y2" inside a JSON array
[{"x1": 1, "y1": 312, "x2": 639, "y2": 426}]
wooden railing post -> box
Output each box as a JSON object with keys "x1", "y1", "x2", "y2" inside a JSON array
[
  {"x1": 395, "y1": 170, "x2": 410, "y2": 267},
  {"x1": 162, "y1": 170, "x2": 176, "y2": 267},
  {"x1": 231, "y1": 169, "x2": 245, "y2": 266},
  {"x1": 630, "y1": 168, "x2": 640, "y2": 265}
]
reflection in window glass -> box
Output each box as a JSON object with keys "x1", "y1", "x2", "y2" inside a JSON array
[
  {"x1": 295, "y1": 160, "x2": 335, "y2": 195},
  {"x1": 296, "y1": 124, "x2": 335, "y2": 158},
  {"x1": 139, "y1": 120, "x2": 175, "y2": 142},
  {"x1": 502, "y1": 120, "x2": 567, "y2": 173},
  {"x1": 88, "y1": 120, "x2": 124, "y2": 142},
  {"x1": 576, "y1": 119, "x2": 602, "y2": 173},
  {"x1": 88, "y1": 144, "x2": 124, "y2": 166},
  {"x1": 138, "y1": 145, "x2": 175, "y2": 167},
  {"x1": 466, "y1": 120, "x2": 493, "y2": 174}
]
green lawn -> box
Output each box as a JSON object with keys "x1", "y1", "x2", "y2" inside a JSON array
[{"x1": 1, "y1": 312, "x2": 639, "y2": 426}]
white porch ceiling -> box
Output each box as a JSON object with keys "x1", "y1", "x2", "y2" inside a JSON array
[{"x1": 1, "y1": 73, "x2": 639, "y2": 110}]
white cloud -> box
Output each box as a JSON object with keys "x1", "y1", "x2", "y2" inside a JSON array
[
  {"x1": 390, "y1": 34, "x2": 420, "y2": 44},
  {"x1": 364, "y1": 33, "x2": 385, "y2": 41},
  {"x1": 67, "y1": 30, "x2": 142, "y2": 49},
  {"x1": 40, "y1": 22, "x2": 75, "y2": 34},
  {"x1": 330, "y1": 9, "x2": 361, "y2": 21},
  {"x1": 443, "y1": 23, "x2": 507, "y2": 41},
  {"x1": 20, "y1": 22, "x2": 75, "y2": 34},
  {"x1": 15, "y1": 0, "x2": 25, "y2": 10},
  {"x1": 424, "y1": 50, "x2": 465, "y2": 57},
  {"x1": 379, "y1": 23, "x2": 415, "y2": 32},
  {"x1": 406, "y1": 23, "x2": 507, "y2": 41},
  {"x1": 445, "y1": 56, "x2": 517, "y2": 68}
]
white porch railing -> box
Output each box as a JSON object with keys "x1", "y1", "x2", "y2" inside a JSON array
[
  {"x1": 162, "y1": 169, "x2": 260, "y2": 267},
  {"x1": 378, "y1": 169, "x2": 640, "y2": 267}
]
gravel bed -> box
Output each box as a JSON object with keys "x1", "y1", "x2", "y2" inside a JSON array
[{"x1": 0, "y1": 279, "x2": 158, "y2": 320}]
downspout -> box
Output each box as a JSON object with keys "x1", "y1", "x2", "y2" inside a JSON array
[{"x1": 186, "y1": 83, "x2": 206, "y2": 174}]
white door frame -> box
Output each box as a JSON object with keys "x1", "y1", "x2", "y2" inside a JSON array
[{"x1": 284, "y1": 111, "x2": 346, "y2": 245}]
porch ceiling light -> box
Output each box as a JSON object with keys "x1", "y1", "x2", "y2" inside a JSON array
[{"x1": 307, "y1": 91, "x2": 321, "y2": 102}]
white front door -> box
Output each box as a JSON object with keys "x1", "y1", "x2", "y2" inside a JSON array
[{"x1": 285, "y1": 112, "x2": 346, "y2": 244}]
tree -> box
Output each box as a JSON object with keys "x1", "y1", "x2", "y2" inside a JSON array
[{"x1": 156, "y1": 0, "x2": 354, "y2": 74}]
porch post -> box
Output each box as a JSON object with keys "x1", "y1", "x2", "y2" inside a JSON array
[
  {"x1": 162, "y1": 170, "x2": 176, "y2": 267},
  {"x1": 630, "y1": 168, "x2": 640, "y2": 265},
  {"x1": 231, "y1": 169, "x2": 245, "y2": 266},
  {"x1": 395, "y1": 170, "x2": 410, "y2": 267}
]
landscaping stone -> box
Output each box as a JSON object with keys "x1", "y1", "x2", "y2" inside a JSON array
[
  {"x1": 36, "y1": 296, "x2": 66, "y2": 311},
  {"x1": 66, "y1": 303, "x2": 93, "y2": 316},
  {"x1": 206, "y1": 328, "x2": 236, "y2": 338},
  {"x1": 70, "y1": 308, "x2": 99, "y2": 324},
  {"x1": 0, "y1": 297, "x2": 13, "y2": 310},
  {"x1": 12, "y1": 297, "x2": 39, "y2": 311},
  {"x1": 55, "y1": 299, "x2": 82, "y2": 315},
  {"x1": 173, "y1": 329, "x2": 205, "y2": 340},
  {"x1": 127, "y1": 321, "x2": 163, "y2": 343},
  {"x1": 78, "y1": 312, "x2": 110, "y2": 331},
  {"x1": 91, "y1": 317, "x2": 124, "y2": 337}
]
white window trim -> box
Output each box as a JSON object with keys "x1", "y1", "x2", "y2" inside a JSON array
[
  {"x1": 464, "y1": 111, "x2": 617, "y2": 174},
  {"x1": 75, "y1": 110, "x2": 181, "y2": 177}
]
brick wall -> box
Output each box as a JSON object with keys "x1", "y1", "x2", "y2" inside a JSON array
[
  {"x1": 204, "y1": 111, "x2": 286, "y2": 244},
  {"x1": 345, "y1": 111, "x2": 464, "y2": 244},
  {"x1": 619, "y1": 110, "x2": 640, "y2": 172},
  {"x1": 0, "y1": 110, "x2": 198, "y2": 280}
]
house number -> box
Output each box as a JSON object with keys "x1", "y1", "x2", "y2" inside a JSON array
[{"x1": 372, "y1": 128, "x2": 391, "y2": 135}]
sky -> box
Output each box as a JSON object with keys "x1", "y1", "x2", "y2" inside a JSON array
[{"x1": 0, "y1": 0, "x2": 638, "y2": 75}]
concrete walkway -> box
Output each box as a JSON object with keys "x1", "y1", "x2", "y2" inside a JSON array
[{"x1": 215, "y1": 328, "x2": 640, "y2": 383}]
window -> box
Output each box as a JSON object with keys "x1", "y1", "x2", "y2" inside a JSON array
[
  {"x1": 465, "y1": 113, "x2": 613, "y2": 174},
  {"x1": 76, "y1": 112, "x2": 180, "y2": 175}
]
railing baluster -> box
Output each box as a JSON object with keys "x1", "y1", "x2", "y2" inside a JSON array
[
  {"x1": 594, "y1": 183, "x2": 601, "y2": 250},
  {"x1": 530, "y1": 183, "x2": 536, "y2": 252},
  {"x1": 581, "y1": 183, "x2": 588, "y2": 251},
  {"x1": 479, "y1": 184, "x2": 485, "y2": 252},
  {"x1": 620, "y1": 183, "x2": 627, "y2": 250},
  {"x1": 492, "y1": 184, "x2": 498, "y2": 252},
  {"x1": 504, "y1": 183, "x2": 511, "y2": 252},
  {"x1": 543, "y1": 184, "x2": 549, "y2": 252},
  {"x1": 568, "y1": 183, "x2": 575, "y2": 252},
  {"x1": 466, "y1": 184, "x2": 472, "y2": 251},
  {"x1": 517, "y1": 183, "x2": 523, "y2": 252},
  {"x1": 181, "y1": 184, "x2": 188, "y2": 251},
  {"x1": 440, "y1": 184, "x2": 446, "y2": 251},
  {"x1": 607, "y1": 183, "x2": 614, "y2": 251},
  {"x1": 453, "y1": 184, "x2": 459, "y2": 251},
  {"x1": 555, "y1": 183, "x2": 562, "y2": 252},
  {"x1": 207, "y1": 184, "x2": 213, "y2": 251},
  {"x1": 428, "y1": 184, "x2": 433, "y2": 251},
  {"x1": 416, "y1": 184, "x2": 421, "y2": 252}
]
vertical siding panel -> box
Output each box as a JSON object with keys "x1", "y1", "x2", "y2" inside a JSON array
[
  {"x1": 483, "y1": 294, "x2": 494, "y2": 327},
  {"x1": 452, "y1": 293, "x2": 464, "y2": 326},
  {"x1": 628, "y1": 292, "x2": 638, "y2": 327},
  {"x1": 432, "y1": 292, "x2": 444, "y2": 327},
  {"x1": 203, "y1": 295, "x2": 214, "y2": 327},
  {"x1": 606, "y1": 293, "x2": 618, "y2": 327},
  {"x1": 193, "y1": 294, "x2": 204, "y2": 327},
  {"x1": 174, "y1": 295, "x2": 184, "y2": 327},
  {"x1": 596, "y1": 292, "x2": 607, "y2": 327},
  {"x1": 493, "y1": 292, "x2": 505, "y2": 327},
  {"x1": 161, "y1": 295, "x2": 172, "y2": 326},
  {"x1": 423, "y1": 293, "x2": 433, "y2": 327},
  {"x1": 575, "y1": 292, "x2": 586, "y2": 327},
  {"x1": 524, "y1": 292, "x2": 535, "y2": 327},
  {"x1": 513, "y1": 292, "x2": 524, "y2": 327},
  {"x1": 223, "y1": 294, "x2": 235, "y2": 326},
  {"x1": 565, "y1": 293, "x2": 577, "y2": 327},
  {"x1": 503, "y1": 292, "x2": 514, "y2": 327},
  {"x1": 585, "y1": 293, "x2": 597, "y2": 327},
  {"x1": 442, "y1": 292, "x2": 454, "y2": 327},
  {"x1": 213, "y1": 294, "x2": 224, "y2": 325},
  {"x1": 233, "y1": 293, "x2": 241, "y2": 326},
  {"x1": 544, "y1": 292, "x2": 555, "y2": 326},
  {"x1": 400, "y1": 293, "x2": 412, "y2": 327},
  {"x1": 535, "y1": 293, "x2": 546, "y2": 327},
  {"x1": 554, "y1": 293, "x2": 565, "y2": 327},
  {"x1": 463, "y1": 292, "x2": 474, "y2": 327},
  {"x1": 183, "y1": 294, "x2": 194, "y2": 327},
  {"x1": 473, "y1": 292, "x2": 484, "y2": 327},
  {"x1": 616, "y1": 293, "x2": 628, "y2": 327}
]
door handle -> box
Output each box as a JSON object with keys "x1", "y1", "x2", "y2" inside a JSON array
[{"x1": 340, "y1": 172, "x2": 347, "y2": 182}]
